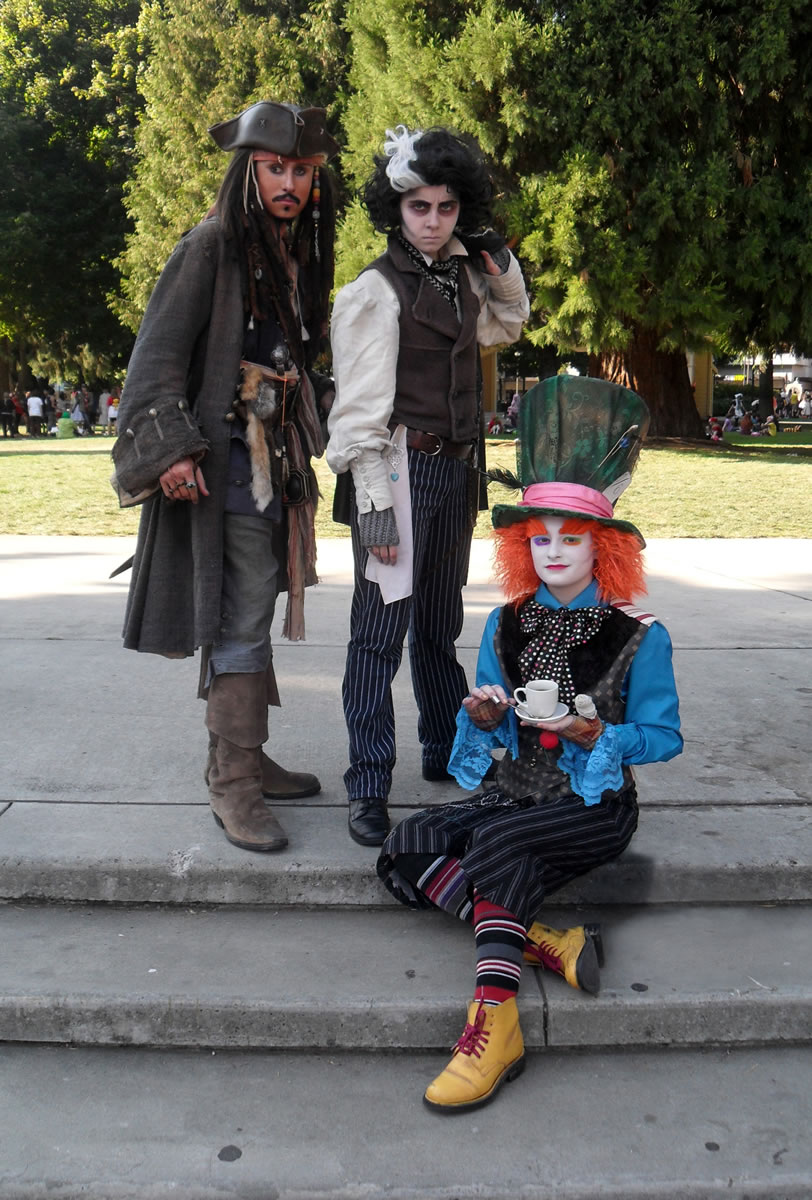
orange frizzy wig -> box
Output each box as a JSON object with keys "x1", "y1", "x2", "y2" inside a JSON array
[{"x1": 493, "y1": 517, "x2": 646, "y2": 606}]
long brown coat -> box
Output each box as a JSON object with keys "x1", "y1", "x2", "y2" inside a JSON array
[{"x1": 115, "y1": 217, "x2": 283, "y2": 657}]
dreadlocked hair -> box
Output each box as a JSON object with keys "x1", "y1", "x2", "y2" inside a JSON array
[
  {"x1": 213, "y1": 148, "x2": 336, "y2": 366},
  {"x1": 288, "y1": 165, "x2": 336, "y2": 354},
  {"x1": 493, "y1": 517, "x2": 646, "y2": 607}
]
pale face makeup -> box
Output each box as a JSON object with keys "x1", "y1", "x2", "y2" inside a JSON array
[
  {"x1": 399, "y1": 184, "x2": 460, "y2": 259},
  {"x1": 530, "y1": 516, "x2": 596, "y2": 605},
  {"x1": 255, "y1": 158, "x2": 315, "y2": 219}
]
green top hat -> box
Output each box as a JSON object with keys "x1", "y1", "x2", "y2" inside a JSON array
[{"x1": 490, "y1": 375, "x2": 649, "y2": 544}]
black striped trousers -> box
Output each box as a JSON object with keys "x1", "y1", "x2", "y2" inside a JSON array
[
  {"x1": 378, "y1": 787, "x2": 639, "y2": 928},
  {"x1": 342, "y1": 449, "x2": 473, "y2": 800}
]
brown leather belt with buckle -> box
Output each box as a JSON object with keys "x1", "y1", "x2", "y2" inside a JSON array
[{"x1": 401, "y1": 427, "x2": 474, "y2": 461}]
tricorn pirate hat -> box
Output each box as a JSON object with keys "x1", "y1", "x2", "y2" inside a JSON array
[
  {"x1": 209, "y1": 101, "x2": 339, "y2": 161},
  {"x1": 490, "y1": 375, "x2": 649, "y2": 545}
]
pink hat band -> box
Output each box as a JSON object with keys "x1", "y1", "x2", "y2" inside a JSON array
[{"x1": 521, "y1": 482, "x2": 614, "y2": 520}]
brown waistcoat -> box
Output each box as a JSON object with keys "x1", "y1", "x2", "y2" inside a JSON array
[{"x1": 366, "y1": 238, "x2": 481, "y2": 441}]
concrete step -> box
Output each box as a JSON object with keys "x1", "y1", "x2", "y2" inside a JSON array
[
  {"x1": 1, "y1": 800, "x2": 810, "y2": 908},
  {"x1": 1, "y1": 1041, "x2": 810, "y2": 1199},
  {"x1": 3, "y1": 902, "x2": 809, "y2": 1051}
]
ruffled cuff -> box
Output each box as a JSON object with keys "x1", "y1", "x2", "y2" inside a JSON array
[
  {"x1": 557, "y1": 724, "x2": 625, "y2": 807},
  {"x1": 448, "y1": 706, "x2": 517, "y2": 790}
]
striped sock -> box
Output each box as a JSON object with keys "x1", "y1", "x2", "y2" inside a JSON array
[
  {"x1": 473, "y1": 891, "x2": 526, "y2": 1006},
  {"x1": 417, "y1": 855, "x2": 473, "y2": 921},
  {"x1": 392, "y1": 853, "x2": 473, "y2": 921}
]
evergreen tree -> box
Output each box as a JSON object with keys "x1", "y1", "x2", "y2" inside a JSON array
[
  {"x1": 710, "y1": 3, "x2": 812, "y2": 400},
  {"x1": 0, "y1": 0, "x2": 142, "y2": 383},
  {"x1": 339, "y1": 0, "x2": 812, "y2": 436},
  {"x1": 118, "y1": 0, "x2": 347, "y2": 327}
]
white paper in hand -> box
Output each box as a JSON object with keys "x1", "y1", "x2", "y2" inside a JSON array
[{"x1": 364, "y1": 424, "x2": 413, "y2": 604}]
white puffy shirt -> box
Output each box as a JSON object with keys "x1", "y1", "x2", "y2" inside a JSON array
[{"x1": 327, "y1": 238, "x2": 529, "y2": 513}]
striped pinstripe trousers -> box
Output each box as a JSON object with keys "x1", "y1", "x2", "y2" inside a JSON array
[
  {"x1": 342, "y1": 449, "x2": 474, "y2": 800},
  {"x1": 379, "y1": 788, "x2": 639, "y2": 927}
]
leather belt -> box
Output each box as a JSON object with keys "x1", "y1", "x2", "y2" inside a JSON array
[{"x1": 401, "y1": 427, "x2": 474, "y2": 461}]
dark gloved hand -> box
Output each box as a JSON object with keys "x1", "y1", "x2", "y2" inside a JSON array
[{"x1": 457, "y1": 228, "x2": 511, "y2": 273}]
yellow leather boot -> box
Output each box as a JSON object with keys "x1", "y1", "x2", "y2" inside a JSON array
[
  {"x1": 423, "y1": 998, "x2": 525, "y2": 1112},
  {"x1": 523, "y1": 921, "x2": 604, "y2": 994}
]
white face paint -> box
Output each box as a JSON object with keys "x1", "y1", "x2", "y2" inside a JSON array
[
  {"x1": 530, "y1": 515, "x2": 595, "y2": 604},
  {"x1": 399, "y1": 184, "x2": 460, "y2": 259}
]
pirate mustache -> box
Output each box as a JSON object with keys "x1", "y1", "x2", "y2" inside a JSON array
[{"x1": 273, "y1": 192, "x2": 302, "y2": 206}]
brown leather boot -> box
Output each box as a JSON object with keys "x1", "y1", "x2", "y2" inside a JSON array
[
  {"x1": 204, "y1": 662, "x2": 320, "y2": 800},
  {"x1": 208, "y1": 738, "x2": 288, "y2": 851},
  {"x1": 259, "y1": 753, "x2": 320, "y2": 800},
  {"x1": 205, "y1": 737, "x2": 321, "y2": 800},
  {"x1": 205, "y1": 672, "x2": 288, "y2": 852}
]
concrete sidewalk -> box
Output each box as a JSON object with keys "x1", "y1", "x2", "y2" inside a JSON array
[
  {"x1": 1, "y1": 535, "x2": 811, "y2": 1199},
  {"x1": 1, "y1": 534, "x2": 811, "y2": 813}
]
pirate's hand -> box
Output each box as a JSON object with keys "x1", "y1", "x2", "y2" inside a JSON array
[
  {"x1": 463, "y1": 684, "x2": 513, "y2": 730},
  {"x1": 160, "y1": 457, "x2": 209, "y2": 504}
]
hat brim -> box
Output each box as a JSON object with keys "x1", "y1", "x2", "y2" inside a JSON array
[
  {"x1": 491, "y1": 503, "x2": 646, "y2": 548},
  {"x1": 208, "y1": 102, "x2": 339, "y2": 160}
]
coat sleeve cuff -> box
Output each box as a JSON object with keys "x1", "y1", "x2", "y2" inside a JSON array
[{"x1": 111, "y1": 398, "x2": 207, "y2": 495}]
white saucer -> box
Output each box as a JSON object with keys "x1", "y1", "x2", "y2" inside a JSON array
[{"x1": 515, "y1": 701, "x2": 570, "y2": 725}]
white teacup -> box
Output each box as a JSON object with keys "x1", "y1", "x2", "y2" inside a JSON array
[{"x1": 513, "y1": 679, "x2": 559, "y2": 719}]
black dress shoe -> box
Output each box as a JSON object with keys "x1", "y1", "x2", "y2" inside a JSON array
[
  {"x1": 422, "y1": 760, "x2": 500, "y2": 784},
  {"x1": 348, "y1": 797, "x2": 390, "y2": 846},
  {"x1": 421, "y1": 764, "x2": 456, "y2": 782}
]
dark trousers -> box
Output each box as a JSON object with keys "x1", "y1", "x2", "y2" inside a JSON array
[
  {"x1": 380, "y1": 789, "x2": 639, "y2": 927},
  {"x1": 209, "y1": 512, "x2": 280, "y2": 677},
  {"x1": 342, "y1": 449, "x2": 474, "y2": 800}
]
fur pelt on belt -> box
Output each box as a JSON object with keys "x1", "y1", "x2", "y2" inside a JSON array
[{"x1": 239, "y1": 364, "x2": 279, "y2": 512}]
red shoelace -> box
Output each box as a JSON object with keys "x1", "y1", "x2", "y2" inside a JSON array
[
  {"x1": 527, "y1": 937, "x2": 562, "y2": 972},
  {"x1": 452, "y1": 1001, "x2": 490, "y2": 1058}
]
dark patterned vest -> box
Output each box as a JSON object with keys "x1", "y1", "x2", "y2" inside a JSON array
[
  {"x1": 493, "y1": 600, "x2": 649, "y2": 804},
  {"x1": 365, "y1": 237, "x2": 481, "y2": 441}
]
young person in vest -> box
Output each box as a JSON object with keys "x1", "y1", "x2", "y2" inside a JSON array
[
  {"x1": 113, "y1": 101, "x2": 338, "y2": 853},
  {"x1": 377, "y1": 377, "x2": 683, "y2": 1111},
  {"x1": 328, "y1": 125, "x2": 529, "y2": 847}
]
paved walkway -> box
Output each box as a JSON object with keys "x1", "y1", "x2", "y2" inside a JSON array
[
  {"x1": 1, "y1": 534, "x2": 810, "y2": 813},
  {"x1": 1, "y1": 534, "x2": 811, "y2": 1198}
]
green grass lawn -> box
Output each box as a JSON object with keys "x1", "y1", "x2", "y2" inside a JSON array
[
  {"x1": 1, "y1": 431, "x2": 810, "y2": 538},
  {"x1": 723, "y1": 428, "x2": 812, "y2": 449}
]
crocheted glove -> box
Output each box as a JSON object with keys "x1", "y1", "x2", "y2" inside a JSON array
[{"x1": 357, "y1": 505, "x2": 400, "y2": 548}]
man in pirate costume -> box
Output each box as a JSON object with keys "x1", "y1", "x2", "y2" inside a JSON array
[
  {"x1": 112, "y1": 101, "x2": 338, "y2": 852},
  {"x1": 377, "y1": 375, "x2": 683, "y2": 1111},
  {"x1": 328, "y1": 125, "x2": 529, "y2": 847}
]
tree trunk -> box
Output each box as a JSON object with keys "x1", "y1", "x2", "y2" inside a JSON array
[
  {"x1": 589, "y1": 326, "x2": 704, "y2": 438},
  {"x1": 758, "y1": 354, "x2": 774, "y2": 417},
  {"x1": 16, "y1": 337, "x2": 34, "y2": 392},
  {"x1": 0, "y1": 337, "x2": 12, "y2": 394}
]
